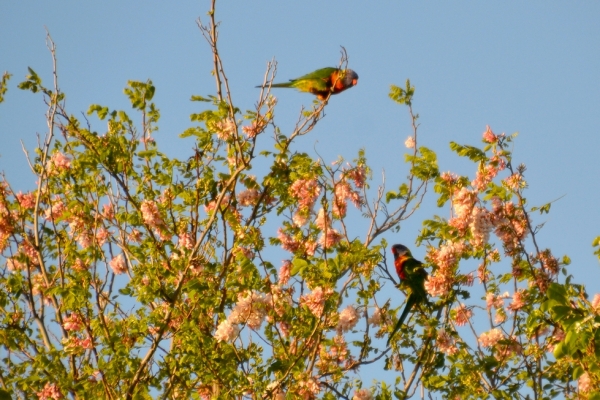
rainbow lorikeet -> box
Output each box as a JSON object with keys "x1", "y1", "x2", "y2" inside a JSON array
[
  {"x1": 387, "y1": 244, "x2": 429, "y2": 346},
  {"x1": 259, "y1": 67, "x2": 358, "y2": 100}
]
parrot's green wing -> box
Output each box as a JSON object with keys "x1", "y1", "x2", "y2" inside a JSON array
[
  {"x1": 387, "y1": 258, "x2": 429, "y2": 346},
  {"x1": 270, "y1": 67, "x2": 337, "y2": 93}
]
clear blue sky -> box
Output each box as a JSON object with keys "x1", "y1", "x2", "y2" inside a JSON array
[{"x1": 2, "y1": 0, "x2": 600, "y2": 390}]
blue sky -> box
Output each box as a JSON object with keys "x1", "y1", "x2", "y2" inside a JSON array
[{"x1": 2, "y1": 0, "x2": 600, "y2": 390}]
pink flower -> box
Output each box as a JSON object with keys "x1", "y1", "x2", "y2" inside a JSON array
[
  {"x1": 482, "y1": 125, "x2": 497, "y2": 143},
  {"x1": 228, "y1": 291, "x2": 269, "y2": 330},
  {"x1": 36, "y1": 382, "x2": 63, "y2": 400},
  {"x1": 16, "y1": 191, "x2": 36, "y2": 209},
  {"x1": 44, "y1": 199, "x2": 65, "y2": 221},
  {"x1": 214, "y1": 118, "x2": 236, "y2": 140},
  {"x1": 478, "y1": 328, "x2": 504, "y2": 348},
  {"x1": 315, "y1": 208, "x2": 330, "y2": 231},
  {"x1": 178, "y1": 232, "x2": 194, "y2": 250},
  {"x1": 95, "y1": 227, "x2": 110, "y2": 246},
  {"x1": 469, "y1": 207, "x2": 492, "y2": 249},
  {"x1": 437, "y1": 329, "x2": 459, "y2": 356},
  {"x1": 578, "y1": 372, "x2": 591, "y2": 393},
  {"x1": 424, "y1": 274, "x2": 451, "y2": 298},
  {"x1": 297, "y1": 377, "x2": 320, "y2": 399},
  {"x1": 238, "y1": 188, "x2": 260, "y2": 207},
  {"x1": 63, "y1": 313, "x2": 84, "y2": 332},
  {"x1": 277, "y1": 228, "x2": 301, "y2": 253},
  {"x1": 337, "y1": 305, "x2": 359, "y2": 333},
  {"x1": 279, "y1": 261, "x2": 291, "y2": 285},
  {"x1": 214, "y1": 319, "x2": 239, "y2": 342},
  {"x1": 242, "y1": 120, "x2": 264, "y2": 139},
  {"x1": 318, "y1": 228, "x2": 342, "y2": 249},
  {"x1": 345, "y1": 165, "x2": 367, "y2": 188},
  {"x1": 6, "y1": 258, "x2": 25, "y2": 271},
  {"x1": 289, "y1": 178, "x2": 320, "y2": 211},
  {"x1": 592, "y1": 294, "x2": 600, "y2": 312},
  {"x1": 140, "y1": 200, "x2": 164, "y2": 229},
  {"x1": 405, "y1": 136, "x2": 415, "y2": 149},
  {"x1": 292, "y1": 211, "x2": 309, "y2": 227},
  {"x1": 300, "y1": 287, "x2": 333, "y2": 317},
  {"x1": 453, "y1": 304, "x2": 473, "y2": 326},
  {"x1": 486, "y1": 292, "x2": 506, "y2": 310},
  {"x1": 504, "y1": 173, "x2": 524, "y2": 191},
  {"x1": 368, "y1": 307, "x2": 383, "y2": 327},
  {"x1": 109, "y1": 254, "x2": 127, "y2": 275},
  {"x1": 353, "y1": 388, "x2": 373, "y2": 400},
  {"x1": 102, "y1": 203, "x2": 114, "y2": 219},
  {"x1": 507, "y1": 290, "x2": 526, "y2": 312},
  {"x1": 51, "y1": 152, "x2": 71, "y2": 170}
]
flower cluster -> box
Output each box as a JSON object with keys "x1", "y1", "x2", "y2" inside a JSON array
[
  {"x1": 336, "y1": 305, "x2": 359, "y2": 333},
  {"x1": 300, "y1": 287, "x2": 333, "y2": 317}
]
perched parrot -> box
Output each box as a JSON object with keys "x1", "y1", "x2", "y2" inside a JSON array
[
  {"x1": 387, "y1": 244, "x2": 429, "y2": 346},
  {"x1": 258, "y1": 67, "x2": 358, "y2": 100}
]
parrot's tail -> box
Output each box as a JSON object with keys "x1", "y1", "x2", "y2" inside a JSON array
[{"x1": 256, "y1": 82, "x2": 293, "y2": 89}]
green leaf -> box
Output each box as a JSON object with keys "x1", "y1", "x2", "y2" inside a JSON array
[{"x1": 291, "y1": 258, "x2": 308, "y2": 276}]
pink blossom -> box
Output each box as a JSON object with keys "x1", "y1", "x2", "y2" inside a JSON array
[
  {"x1": 178, "y1": 232, "x2": 194, "y2": 249},
  {"x1": 37, "y1": 383, "x2": 63, "y2": 400},
  {"x1": 453, "y1": 304, "x2": 473, "y2": 326},
  {"x1": 578, "y1": 372, "x2": 591, "y2": 393},
  {"x1": 45, "y1": 199, "x2": 65, "y2": 221},
  {"x1": 278, "y1": 322, "x2": 290, "y2": 338},
  {"x1": 304, "y1": 239, "x2": 317, "y2": 256},
  {"x1": 242, "y1": 120, "x2": 264, "y2": 139},
  {"x1": 591, "y1": 294, "x2": 600, "y2": 312},
  {"x1": 140, "y1": 200, "x2": 164, "y2": 229},
  {"x1": 482, "y1": 125, "x2": 497, "y2": 143},
  {"x1": 437, "y1": 329, "x2": 459, "y2": 356},
  {"x1": 102, "y1": 203, "x2": 114, "y2": 219},
  {"x1": 424, "y1": 274, "x2": 451, "y2": 298},
  {"x1": 237, "y1": 188, "x2": 260, "y2": 207},
  {"x1": 7, "y1": 258, "x2": 25, "y2": 271},
  {"x1": 214, "y1": 118, "x2": 236, "y2": 140},
  {"x1": 279, "y1": 261, "x2": 291, "y2": 285},
  {"x1": 16, "y1": 191, "x2": 36, "y2": 209},
  {"x1": 297, "y1": 377, "x2": 320, "y2": 399},
  {"x1": 109, "y1": 254, "x2": 128, "y2": 275},
  {"x1": 368, "y1": 307, "x2": 383, "y2": 327},
  {"x1": 469, "y1": 207, "x2": 493, "y2": 249},
  {"x1": 507, "y1": 290, "x2": 526, "y2": 312},
  {"x1": 353, "y1": 388, "x2": 373, "y2": 400},
  {"x1": 292, "y1": 211, "x2": 309, "y2": 227},
  {"x1": 214, "y1": 319, "x2": 239, "y2": 342},
  {"x1": 318, "y1": 228, "x2": 342, "y2": 249},
  {"x1": 486, "y1": 292, "x2": 506, "y2": 310},
  {"x1": 277, "y1": 228, "x2": 301, "y2": 253},
  {"x1": 337, "y1": 305, "x2": 359, "y2": 333},
  {"x1": 300, "y1": 287, "x2": 333, "y2": 317},
  {"x1": 405, "y1": 136, "x2": 415, "y2": 149},
  {"x1": 478, "y1": 328, "x2": 504, "y2": 348},
  {"x1": 289, "y1": 178, "x2": 320, "y2": 211},
  {"x1": 128, "y1": 229, "x2": 142, "y2": 243},
  {"x1": 504, "y1": 173, "x2": 524, "y2": 191},
  {"x1": 345, "y1": 165, "x2": 367, "y2": 188},
  {"x1": 471, "y1": 164, "x2": 499, "y2": 192},
  {"x1": 95, "y1": 227, "x2": 110, "y2": 246},
  {"x1": 63, "y1": 313, "x2": 83, "y2": 332},
  {"x1": 228, "y1": 291, "x2": 269, "y2": 330},
  {"x1": 314, "y1": 208, "x2": 330, "y2": 231},
  {"x1": 51, "y1": 152, "x2": 71, "y2": 171}
]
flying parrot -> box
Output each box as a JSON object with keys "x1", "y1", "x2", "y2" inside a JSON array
[
  {"x1": 258, "y1": 67, "x2": 358, "y2": 100},
  {"x1": 387, "y1": 244, "x2": 429, "y2": 346}
]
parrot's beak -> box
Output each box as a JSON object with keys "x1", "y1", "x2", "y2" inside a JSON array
[{"x1": 352, "y1": 78, "x2": 358, "y2": 86}]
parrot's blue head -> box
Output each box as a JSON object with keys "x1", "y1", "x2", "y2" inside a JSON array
[
  {"x1": 391, "y1": 244, "x2": 411, "y2": 259},
  {"x1": 343, "y1": 69, "x2": 359, "y2": 88}
]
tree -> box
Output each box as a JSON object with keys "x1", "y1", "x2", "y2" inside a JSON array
[{"x1": 1, "y1": 3, "x2": 599, "y2": 399}]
